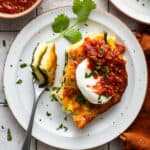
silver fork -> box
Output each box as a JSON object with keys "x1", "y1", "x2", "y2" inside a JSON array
[{"x1": 21, "y1": 78, "x2": 46, "y2": 150}]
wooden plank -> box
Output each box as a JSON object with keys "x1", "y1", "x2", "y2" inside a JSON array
[
  {"x1": 108, "y1": 2, "x2": 139, "y2": 31},
  {"x1": 37, "y1": 0, "x2": 108, "y2": 15},
  {"x1": 0, "y1": 32, "x2": 17, "y2": 103},
  {"x1": 37, "y1": 0, "x2": 73, "y2": 14},
  {"x1": 0, "y1": 11, "x2": 36, "y2": 31},
  {"x1": 37, "y1": 141, "x2": 108, "y2": 150},
  {"x1": 0, "y1": 106, "x2": 36, "y2": 150},
  {"x1": 109, "y1": 138, "x2": 124, "y2": 150},
  {"x1": 95, "y1": 0, "x2": 108, "y2": 11}
]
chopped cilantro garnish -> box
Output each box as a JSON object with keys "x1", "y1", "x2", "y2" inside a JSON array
[
  {"x1": 2, "y1": 40, "x2": 6, "y2": 47},
  {"x1": 57, "y1": 123, "x2": 63, "y2": 130},
  {"x1": 76, "y1": 95, "x2": 86, "y2": 104},
  {"x1": 51, "y1": 95, "x2": 58, "y2": 102},
  {"x1": 56, "y1": 123, "x2": 68, "y2": 131},
  {"x1": 99, "y1": 48, "x2": 104, "y2": 52},
  {"x1": 46, "y1": 111, "x2": 51, "y2": 117},
  {"x1": 1, "y1": 125, "x2": 4, "y2": 129},
  {"x1": 101, "y1": 67, "x2": 109, "y2": 77},
  {"x1": 20, "y1": 63, "x2": 27, "y2": 68},
  {"x1": 64, "y1": 115, "x2": 67, "y2": 121},
  {"x1": 85, "y1": 72, "x2": 93, "y2": 78},
  {"x1": 7, "y1": 128, "x2": 12, "y2": 141},
  {"x1": 16, "y1": 79, "x2": 22, "y2": 84},
  {"x1": 98, "y1": 95, "x2": 102, "y2": 104},
  {"x1": 63, "y1": 126, "x2": 68, "y2": 131},
  {"x1": 71, "y1": 56, "x2": 77, "y2": 60}
]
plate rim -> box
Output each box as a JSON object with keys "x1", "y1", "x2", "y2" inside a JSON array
[
  {"x1": 109, "y1": 0, "x2": 150, "y2": 25},
  {"x1": 3, "y1": 6, "x2": 148, "y2": 150}
]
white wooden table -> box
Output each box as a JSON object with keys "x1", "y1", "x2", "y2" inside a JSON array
[{"x1": 0, "y1": 0, "x2": 139, "y2": 149}]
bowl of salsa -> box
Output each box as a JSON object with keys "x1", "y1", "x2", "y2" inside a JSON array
[{"x1": 0, "y1": 0, "x2": 42, "y2": 18}]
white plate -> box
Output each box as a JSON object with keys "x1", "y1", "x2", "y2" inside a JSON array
[
  {"x1": 4, "y1": 7, "x2": 147, "y2": 149},
  {"x1": 110, "y1": 0, "x2": 150, "y2": 24}
]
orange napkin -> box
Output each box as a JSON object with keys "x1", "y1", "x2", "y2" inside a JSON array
[{"x1": 120, "y1": 25, "x2": 150, "y2": 150}]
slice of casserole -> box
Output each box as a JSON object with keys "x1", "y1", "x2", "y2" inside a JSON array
[{"x1": 51, "y1": 32, "x2": 127, "y2": 128}]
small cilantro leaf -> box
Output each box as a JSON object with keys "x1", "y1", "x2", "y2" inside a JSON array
[
  {"x1": 73, "y1": 0, "x2": 82, "y2": 15},
  {"x1": 101, "y1": 67, "x2": 109, "y2": 77},
  {"x1": 52, "y1": 14, "x2": 70, "y2": 33},
  {"x1": 20, "y1": 63, "x2": 27, "y2": 68},
  {"x1": 76, "y1": 95, "x2": 86, "y2": 104},
  {"x1": 73, "y1": 0, "x2": 96, "y2": 22},
  {"x1": 56, "y1": 123, "x2": 68, "y2": 131},
  {"x1": 46, "y1": 111, "x2": 51, "y2": 117},
  {"x1": 63, "y1": 28, "x2": 82, "y2": 43},
  {"x1": 2, "y1": 40, "x2": 6, "y2": 47},
  {"x1": 16, "y1": 79, "x2": 22, "y2": 84},
  {"x1": 85, "y1": 72, "x2": 93, "y2": 78},
  {"x1": 7, "y1": 128, "x2": 12, "y2": 141},
  {"x1": 99, "y1": 48, "x2": 104, "y2": 52},
  {"x1": 98, "y1": 95, "x2": 102, "y2": 104}
]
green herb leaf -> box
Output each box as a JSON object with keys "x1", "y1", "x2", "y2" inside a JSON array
[
  {"x1": 98, "y1": 95, "x2": 102, "y2": 104},
  {"x1": 16, "y1": 79, "x2": 22, "y2": 84},
  {"x1": 56, "y1": 123, "x2": 68, "y2": 131},
  {"x1": 46, "y1": 111, "x2": 51, "y2": 117},
  {"x1": 99, "y1": 48, "x2": 104, "y2": 52},
  {"x1": 85, "y1": 72, "x2": 93, "y2": 78},
  {"x1": 56, "y1": 123, "x2": 63, "y2": 130},
  {"x1": 71, "y1": 56, "x2": 77, "y2": 60},
  {"x1": 101, "y1": 67, "x2": 109, "y2": 77},
  {"x1": 51, "y1": 94, "x2": 58, "y2": 102},
  {"x1": 52, "y1": 14, "x2": 70, "y2": 33},
  {"x1": 76, "y1": 95, "x2": 86, "y2": 104},
  {"x1": 2, "y1": 40, "x2": 6, "y2": 47},
  {"x1": 1, "y1": 125, "x2": 4, "y2": 129},
  {"x1": 73, "y1": 0, "x2": 96, "y2": 22},
  {"x1": 20, "y1": 63, "x2": 27, "y2": 68},
  {"x1": 63, "y1": 126, "x2": 68, "y2": 131},
  {"x1": 63, "y1": 28, "x2": 82, "y2": 44},
  {"x1": 7, "y1": 128, "x2": 12, "y2": 141}
]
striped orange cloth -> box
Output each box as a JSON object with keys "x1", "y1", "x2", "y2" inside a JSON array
[{"x1": 120, "y1": 25, "x2": 150, "y2": 150}]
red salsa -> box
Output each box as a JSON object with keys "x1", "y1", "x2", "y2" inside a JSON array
[
  {"x1": 0, "y1": 0, "x2": 37, "y2": 14},
  {"x1": 82, "y1": 37, "x2": 127, "y2": 97}
]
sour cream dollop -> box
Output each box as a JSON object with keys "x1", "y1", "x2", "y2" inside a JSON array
[{"x1": 76, "y1": 59, "x2": 112, "y2": 104}]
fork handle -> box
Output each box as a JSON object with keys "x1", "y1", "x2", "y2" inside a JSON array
[{"x1": 21, "y1": 100, "x2": 38, "y2": 150}]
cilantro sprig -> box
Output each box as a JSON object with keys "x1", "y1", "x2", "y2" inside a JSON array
[
  {"x1": 52, "y1": 14, "x2": 70, "y2": 33},
  {"x1": 73, "y1": 0, "x2": 96, "y2": 23},
  {"x1": 47, "y1": 0, "x2": 96, "y2": 44}
]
